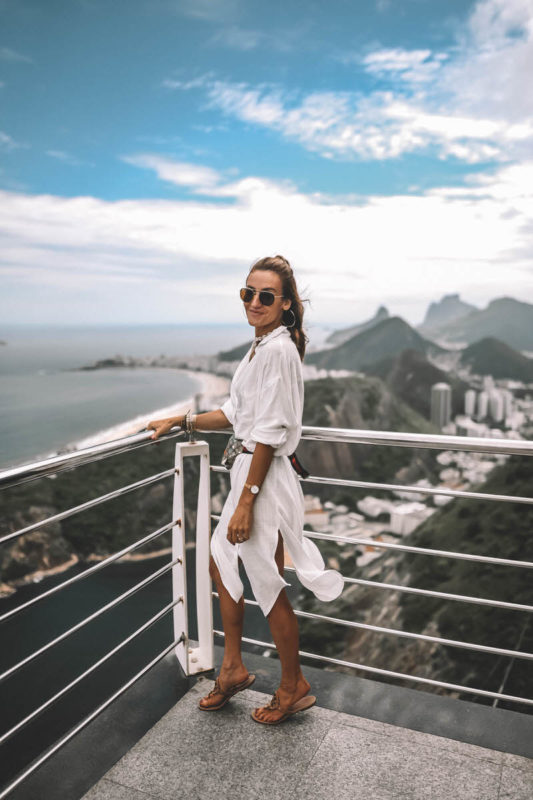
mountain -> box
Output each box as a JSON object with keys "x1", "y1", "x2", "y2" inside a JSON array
[
  {"x1": 425, "y1": 297, "x2": 533, "y2": 351},
  {"x1": 459, "y1": 337, "x2": 533, "y2": 382},
  {"x1": 1, "y1": 374, "x2": 438, "y2": 590},
  {"x1": 217, "y1": 340, "x2": 252, "y2": 362},
  {"x1": 399, "y1": 453, "x2": 533, "y2": 705},
  {"x1": 306, "y1": 317, "x2": 447, "y2": 372},
  {"x1": 419, "y1": 294, "x2": 478, "y2": 332},
  {"x1": 363, "y1": 348, "x2": 470, "y2": 419},
  {"x1": 297, "y1": 451, "x2": 533, "y2": 707},
  {"x1": 325, "y1": 305, "x2": 390, "y2": 346}
]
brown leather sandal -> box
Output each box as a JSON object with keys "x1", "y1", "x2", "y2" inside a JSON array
[
  {"x1": 251, "y1": 689, "x2": 317, "y2": 725},
  {"x1": 198, "y1": 674, "x2": 256, "y2": 711}
]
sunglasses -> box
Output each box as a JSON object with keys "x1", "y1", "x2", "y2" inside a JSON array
[{"x1": 239, "y1": 287, "x2": 285, "y2": 306}]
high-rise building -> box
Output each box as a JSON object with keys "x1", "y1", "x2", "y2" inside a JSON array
[
  {"x1": 477, "y1": 390, "x2": 489, "y2": 419},
  {"x1": 431, "y1": 382, "x2": 452, "y2": 429},
  {"x1": 465, "y1": 389, "x2": 476, "y2": 417},
  {"x1": 489, "y1": 391, "x2": 504, "y2": 422}
]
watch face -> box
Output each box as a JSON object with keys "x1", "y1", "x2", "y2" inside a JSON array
[{"x1": 251, "y1": 484, "x2": 260, "y2": 494}]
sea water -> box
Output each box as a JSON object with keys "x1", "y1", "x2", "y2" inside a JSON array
[{"x1": 0, "y1": 323, "x2": 250, "y2": 469}]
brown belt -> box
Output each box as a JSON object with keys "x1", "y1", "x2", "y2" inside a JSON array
[{"x1": 241, "y1": 444, "x2": 309, "y2": 478}]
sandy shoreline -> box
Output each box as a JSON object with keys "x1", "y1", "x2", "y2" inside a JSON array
[
  {"x1": 71, "y1": 368, "x2": 231, "y2": 450},
  {"x1": 1, "y1": 369, "x2": 231, "y2": 598}
]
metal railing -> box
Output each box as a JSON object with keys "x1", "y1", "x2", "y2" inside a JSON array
[
  {"x1": 209, "y1": 424, "x2": 533, "y2": 708},
  {"x1": 0, "y1": 423, "x2": 532, "y2": 796},
  {"x1": 0, "y1": 428, "x2": 211, "y2": 799}
]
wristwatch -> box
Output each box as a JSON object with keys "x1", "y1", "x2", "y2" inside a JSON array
[{"x1": 244, "y1": 482, "x2": 260, "y2": 495}]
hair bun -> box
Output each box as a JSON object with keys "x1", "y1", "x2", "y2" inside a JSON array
[{"x1": 275, "y1": 254, "x2": 291, "y2": 269}]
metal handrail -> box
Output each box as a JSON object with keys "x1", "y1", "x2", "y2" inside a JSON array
[
  {"x1": 0, "y1": 634, "x2": 186, "y2": 800},
  {"x1": 2, "y1": 423, "x2": 531, "y2": 493},
  {"x1": 211, "y1": 464, "x2": 533, "y2": 505},
  {"x1": 213, "y1": 593, "x2": 533, "y2": 661},
  {"x1": 0, "y1": 428, "x2": 185, "y2": 490},
  {"x1": 0, "y1": 519, "x2": 177, "y2": 625},
  {"x1": 0, "y1": 557, "x2": 182, "y2": 683},
  {"x1": 0, "y1": 595, "x2": 184, "y2": 746},
  {"x1": 299, "y1": 425, "x2": 533, "y2": 455},
  {"x1": 0, "y1": 467, "x2": 175, "y2": 547},
  {"x1": 210, "y1": 513, "x2": 533, "y2": 569},
  {"x1": 284, "y1": 568, "x2": 533, "y2": 613},
  {"x1": 214, "y1": 630, "x2": 533, "y2": 707}
]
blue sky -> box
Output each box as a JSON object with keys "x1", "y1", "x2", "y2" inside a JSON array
[{"x1": 1, "y1": 0, "x2": 533, "y2": 328}]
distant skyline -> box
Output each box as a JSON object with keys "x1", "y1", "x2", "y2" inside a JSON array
[{"x1": 1, "y1": 0, "x2": 533, "y2": 327}]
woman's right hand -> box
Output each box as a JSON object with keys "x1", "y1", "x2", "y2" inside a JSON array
[{"x1": 146, "y1": 416, "x2": 183, "y2": 440}]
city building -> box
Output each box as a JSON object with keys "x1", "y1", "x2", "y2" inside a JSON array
[{"x1": 430, "y1": 382, "x2": 452, "y2": 429}]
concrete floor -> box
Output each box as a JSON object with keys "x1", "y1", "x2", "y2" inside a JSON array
[{"x1": 82, "y1": 677, "x2": 533, "y2": 800}]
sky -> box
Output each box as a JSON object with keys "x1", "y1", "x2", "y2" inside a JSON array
[{"x1": 1, "y1": 0, "x2": 533, "y2": 328}]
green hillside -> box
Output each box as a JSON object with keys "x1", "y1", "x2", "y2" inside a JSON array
[
  {"x1": 399, "y1": 452, "x2": 533, "y2": 707},
  {"x1": 431, "y1": 297, "x2": 533, "y2": 350},
  {"x1": 460, "y1": 337, "x2": 533, "y2": 381},
  {"x1": 307, "y1": 317, "x2": 446, "y2": 372},
  {"x1": 364, "y1": 348, "x2": 469, "y2": 418}
]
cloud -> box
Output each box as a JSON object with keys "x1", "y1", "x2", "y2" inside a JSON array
[
  {"x1": 208, "y1": 24, "x2": 299, "y2": 53},
  {"x1": 203, "y1": 79, "x2": 533, "y2": 163},
  {"x1": 121, "y1": 153, "x2": 223, "y2": 191},
  {"x1": 161, "y1": 73, "x2": 214, "y2": 91},
  {"x1": 0, "y1": 46, "x2": 32, "y2": 63},
  {"x1": 1, "y1": 157, "x2": 532, "y2": 324},
  {"x1": 361, "y1": 48, "x2": 449, "y2": 84},
  {"x1": 172, "y1": 0, "x2": 533, "y2": 165},
  {"x1": 172, "y1": 0, "x2": 240, "y2": 22},
  {"x1": 0, "y1": 130, "x2": 26, "y2": 151},
  {"x1": 46, "y1": 150, "x2": 92, "y2": 167}
]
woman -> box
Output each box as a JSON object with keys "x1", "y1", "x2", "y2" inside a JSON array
[{"x1": 148, "y1": 255, "x2": 343, "y2": 725}]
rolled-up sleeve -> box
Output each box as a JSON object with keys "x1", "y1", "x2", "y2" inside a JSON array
[
  {"x1": 220, "y1": 395, "x2": 235, "y2": 426},
  {"x1": 249, "y1": 347, "x2": 299, "y2": 449}
]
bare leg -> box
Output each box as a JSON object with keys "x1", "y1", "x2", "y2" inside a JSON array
[
  {"x1": 252, "y1": 532, "x2": 311, "y2": 722},
  {"x1": 199, "y1": 555, "x2": 250, "y2": 708}
]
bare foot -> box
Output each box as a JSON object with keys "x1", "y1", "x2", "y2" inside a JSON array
[
  {"x1": 252, "y1": 674, "x2": 311, "y2": 723},
  {"x1": 199, "y1": 663, "x2": 250, "y2": 710}
]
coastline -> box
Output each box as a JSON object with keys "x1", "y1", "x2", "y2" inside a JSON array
[
  {"x1": 68, "y1": 368, "x2": 231, "y2": 450},
  {"x1": 1, "y1": 368, "x2": 231, "y2": 600}
]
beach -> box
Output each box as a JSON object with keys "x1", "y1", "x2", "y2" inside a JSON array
[{"x1": 66, "y1": 369, "x2": 231, "y2": 452}]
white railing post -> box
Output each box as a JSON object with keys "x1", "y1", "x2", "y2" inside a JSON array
[{"x1": 172, "y1": 440, "x2": 214, "y2": 676}]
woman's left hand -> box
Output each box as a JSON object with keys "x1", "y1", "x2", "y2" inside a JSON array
[{"x1": 227, "y1": 502, "x2": 253, "y2": 545}]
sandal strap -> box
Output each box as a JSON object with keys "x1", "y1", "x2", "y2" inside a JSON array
[
  {"x1": 206, "y1": 677, "x2": 223, "y2": 698},
  {"x1": 265, "y1": 691, "x2": 281, "y2": 710}
]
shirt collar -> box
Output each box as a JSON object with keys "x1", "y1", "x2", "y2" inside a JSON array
[{"x1": 255, "y1": 324, "x2": 290, "y2": 348}]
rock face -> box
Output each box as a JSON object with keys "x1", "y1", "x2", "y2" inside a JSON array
[
  {"x1": 325, "y1": 306, "x2": 390, "y2": 347},
  {"x1": 459, "y1": 337, "x2": 533, "y2": 381},
  {"x1": 362, "y1": 348, "x2": 469, "y2": 419},
  {"x1": 419, "y1": 293, "x2": 478, "y2": 333},
  {"x1": 299, "y1": 373, "x2": 438, "y2": 498},
  {"x1": 0, "y1": 507, "x2": 75, "y2": 585},
  {"x1": 306, "y1": 317, "x2": 447, "y2": 373},
  {"x1": 424, "y1": 297, "x2": 533, "y2": 351}
]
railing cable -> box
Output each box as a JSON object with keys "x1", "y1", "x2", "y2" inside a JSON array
[
  {"x1": 0, "y1": 556, "x2": 182, "y2": 683},
  {"x1": 0, "y1": 468, "x2": 175, "y2": 547},
  {"x1": 213, "y1": 630, "x2": 533, "y2": 707},
  {"x1": 0, "y1": 634, "x2": 186, "y2": 800},
  {"x1": 0, "y1": 594, "x2": 184, "y2": 746},
  {"x1": 0, "y1": 519, "x2": 178, "y2": 625}
]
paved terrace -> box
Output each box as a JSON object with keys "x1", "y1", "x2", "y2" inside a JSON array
[
  {"x1": 80, "y1": 678, "x2": 533, "y2": 800},
  {"x1": 8, "y1": 649, "x2": 533, "y2": 800}
]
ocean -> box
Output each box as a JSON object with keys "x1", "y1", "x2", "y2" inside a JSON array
[{"x1": 0, "y1": 323, "x2": 251, "y2": 470}]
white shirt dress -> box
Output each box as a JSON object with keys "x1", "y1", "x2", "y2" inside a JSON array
[{"x1": 211, "y1": 324, "x2": 344, "y2": 617}]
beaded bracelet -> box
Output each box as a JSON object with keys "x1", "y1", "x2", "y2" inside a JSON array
[{"x1": 183, "y1": 409, "x2": 197, "y2": 435}]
